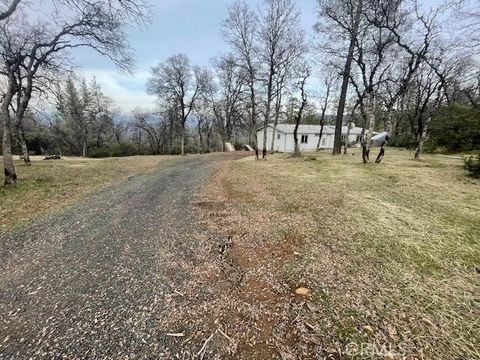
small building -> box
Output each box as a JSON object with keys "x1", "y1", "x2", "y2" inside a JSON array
[{"x1": 256, "y1": 124, "x2": 369, "y2": 152}]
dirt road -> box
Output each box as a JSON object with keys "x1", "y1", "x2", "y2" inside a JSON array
[{"x1": 0, "y1": 153, "x2": 243, "y2": 359}]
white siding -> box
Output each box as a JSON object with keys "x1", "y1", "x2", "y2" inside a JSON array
[
  {"x1": 272, "y1": 130, "x2": 286, "y2": 152},
  {"x1": 298, "y1": 133, "x2": 317, "y2": 152},
  {"x1": 257, "y1": 125, "x2": 363, "y2": 153}
]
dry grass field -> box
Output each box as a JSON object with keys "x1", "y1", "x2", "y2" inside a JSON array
[
  {"x1": 192, "y1": 148, "x2": 480, "y2": 359},
  {"x1": 0, "y1": 149, "x2": 478, "y2": 358},
  {"x1": 0, "y1": 155, "x2": 175, "y2": 230}
]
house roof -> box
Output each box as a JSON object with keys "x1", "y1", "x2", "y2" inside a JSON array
[{"x1": 257, "y1": 124, "x2": 368, "y2": 136}]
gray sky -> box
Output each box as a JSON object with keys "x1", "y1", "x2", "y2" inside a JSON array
[
  {"x1": 73, "y1": 0, "x2": 319, "y2": 112},
  {"x1": 72, "y1": 0, "x2": 441, "y2": 112}
]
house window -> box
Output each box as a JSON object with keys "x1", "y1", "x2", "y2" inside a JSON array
[
  {"x1": 277, "y1": 133, "x2": 280, "y2": 140},
  {"x1": 321, "y1": 138, "x2": 326, "y2": 146},
  {"x1": 301, "y1": 135, "x2": 308, "y2": 144}
]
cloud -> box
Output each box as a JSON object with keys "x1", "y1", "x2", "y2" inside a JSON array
[{"x1": 79, "y1": 69, "x2": 156, "y2": 112}]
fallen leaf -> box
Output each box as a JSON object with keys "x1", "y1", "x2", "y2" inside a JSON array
[
  {"x1": 295, "y1": 287, "x2": 309, "y2": 295},
  {"x1": 166, "y1": 333, "x2": 185, "y2": 337},
  {"x1": 422, "y1": 317, "x2": 436, "y2": 327},
  {"x1": 387, "y1": 324, "x2": 397, "y2": 339},
  {"x1": 362, "y1": 325, "x2": 373, "y2": 333}
]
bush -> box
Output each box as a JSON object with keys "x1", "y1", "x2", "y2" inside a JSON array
[
  {"x1": 389, "y1": 134, "x2": 418, "y2": 149},
  {"x1": 430, "y1": 104, "x2": 480, "y2": 152},
  {"x1": 170, "y1": 145, "x2": 182, "y2": 155},
  {"x1": 423, "y1": 139, "x2": 438, "y2": 153},
  {"x1": 88, "y1": 147, "x2": 111, "y2": 158},
  {"x1": 463, "y1": 154, "x2": 480, "y2": 177},
  {"x1": 111, "y1": 143, "x2": 137, "y2": 157}
]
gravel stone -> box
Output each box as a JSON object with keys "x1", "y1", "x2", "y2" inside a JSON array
[{"x1": 0, "y1": 154, "x2": 234, "y2": 359}]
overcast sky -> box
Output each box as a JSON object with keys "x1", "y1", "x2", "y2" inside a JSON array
[
  {"x1": 71, "y1": 0, "x2": 318, "y2": 112},
  {"x1": 72, "y1": 0, "x2": 440, "y2": 113}
]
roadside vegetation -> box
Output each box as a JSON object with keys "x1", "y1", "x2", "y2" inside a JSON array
[
  {"x1": 184, "y1": 148, "x2": 480, "y2": 359},
  {"x1": 3, "y1": 0, "x2": 480, "y2": 187},
  {"x1": 0, "y1": 156, "x2": 173, "y2": 231}
]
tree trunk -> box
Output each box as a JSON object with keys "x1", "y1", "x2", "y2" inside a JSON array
[
  {"x1": 375, "y1": 134, "x2": 390, "y2": 164},
  {"x1": 250, "y1": 116, "x2": 258, "y2": 158},
  {"x1": 82, "y1": 131, "x2": 88, "y2": 158},
  {"x1": 262, "y1": 101, "x2": 270, "y2": 159},
  {"x1": 293, "y1": 126, "x2": 300, "y2": 157},
  {"x1": 375, "y1": 140, "x2": 387, "y2": 163},
  {"x1": 262, "y1": 62, "x2": 275, "y2": 160},
  {"x1": 375, "y1": 112, "x2": 393, "y2": 163},
  {"x1": 362, "y1": 97, "x2": 375, "y2": 164},
  {"x1": 169, "y1": 118, "x2": 174, "y2": 155},
  {"x1": 414, "y1": 116, "x2": 430, "y2": 160},
  {"x1": 181, "y1": 123, "x2": 186, "y2": 156},
  {"x1": 293, "y1": 75, "x2": 308, "y2": 158},
  {"x1": 316, "y1": 122, "x2": 325, "y2": 150},
  {"x1": 14, "y1": 90, "x2": 31, "y2": 164},
  {"x1": 248, "y1": 83, "x2": 259, "y2": 160},
  {"x1": 18, "y1": 126, "x2": 31, "y2": 164},
  {"x1": 247, "y1": 123, "x2": 257, "y2": 155},
  {"x1": 262, "y1": 126, "x2": 268, "y2": 159},
  {"x1": 343, "y1": 122, "x2": 352, "y2": 155},
  {"x1": 2, "y1": 111, "x2": 17, "y2": 187},
  {"x1": 2, "y1": 122, "x2": 17, "y2": 186},
  {"x1": 206, "y1": 131, "x2": 211, "y2": 153},
  {"x1": 223, "y1": 135, "x2": 229, "y2": 152},
  {"x1": 333, "y1": 0, "x2": 362, "y2": 155},
  {"x1": 198, "y1": 124, "x2": 204, "y2": 154},
  {"x1": 270, "y1": 91, "x2": 282, "y2": 152},
  {"x1": 270, "y1": 121, "x2": 278, "y2": 152},
  {"x1": 138, "y1": 131, "x2": 142, "y2": 154},
  {"x1": 1, "y1": 82, "x2": 17, "y2": 187}
]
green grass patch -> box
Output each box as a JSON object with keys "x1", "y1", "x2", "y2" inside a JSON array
[
  {"x1": 0, "y1": 155, "x2": 175, "y2": 231},
  {"x1": 227, "y1": 148, "x2": 480, "y2": 359}
]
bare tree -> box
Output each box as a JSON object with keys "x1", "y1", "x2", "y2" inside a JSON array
[
  {"x1": 210, "y1": 54, "x2": 246, "y2": 148},
  {"x1": 258, "y1": 0, "x2": 303, "y2": 159},
  {"x1": 54, "y1": 77, "x2": 115, "y2": 158},
  {"x1": 113, "y1": 119, "x2": 127, "y2": 145},
  {"x1": 316, "y1": 69, "x2": 336, "y2": 150},
  {"x1": 131, "y1": 110, "x2": 166, "y2": 155},
  {"x1": 0, "y1": 0, "x2": 148, "y2": 186},
  {"x1": 147, "y1": 54, "x2": 210, "y2": 156},
  {"x1": 223, "y1": 0, "x2": 260, "y2": 158},
  {"x1": 454, "y1": 0, "x2": 480, "y2": 53},
  {"x1": 269, "y1": 37, "x2": 306, "y2": 152},
  {"x1": 368, "y1": 1, "x2": 440, "y2": 163},
  {"x1": 194, "y1": 97, "x2": 217, "y2": 153},
  {"x1": 347, "y1": 10, "x2": 397, "y2": 163},
  {"x1": 0, "y1": 0, "x2": 21, "y2": 21},
  {"x1": 316, "y1": 0, "x2": 363, "y2": 155},
  {"x1": 292, "y1": 63, "x2": 311, "y2": 157},
  {"x1": 11, "y1": 65, "x2": 68, "y2": 163},
  {"x1": 412, "y1": 68, "x2": 444, "y2": 159}
]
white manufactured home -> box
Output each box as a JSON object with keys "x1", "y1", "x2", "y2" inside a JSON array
[{"x1": 257, "y1": 124, "x2": 369, "y2": 152}]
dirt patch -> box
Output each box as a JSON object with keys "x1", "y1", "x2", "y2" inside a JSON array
[
  {"x1": 154, "y1": 150, "x2": 480, "y2": 359},
  {"x1": 152, "y1": 159, "x2": 313, "y2": 359},
  {"x1": 191, "y1": 161, "x2": 333, "y2": 359},
  {"x1": 195, "y1": 200, "x2": 226, "y2": 211}
]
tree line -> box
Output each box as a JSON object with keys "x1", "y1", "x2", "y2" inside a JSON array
[
  {"x1": 1, "y1": 0, "x2": 479, "y2": 187},
  {"x1": 144, "y1": 0, "x2": 480, "y2": 161},
  {"x1": 0, "y1": 0, "x2": 149, "y2": 186}
]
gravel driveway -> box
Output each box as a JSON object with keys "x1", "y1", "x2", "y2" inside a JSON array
[{"x1": 0, "y1": 153, "x2": 240, "y2": 359}]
